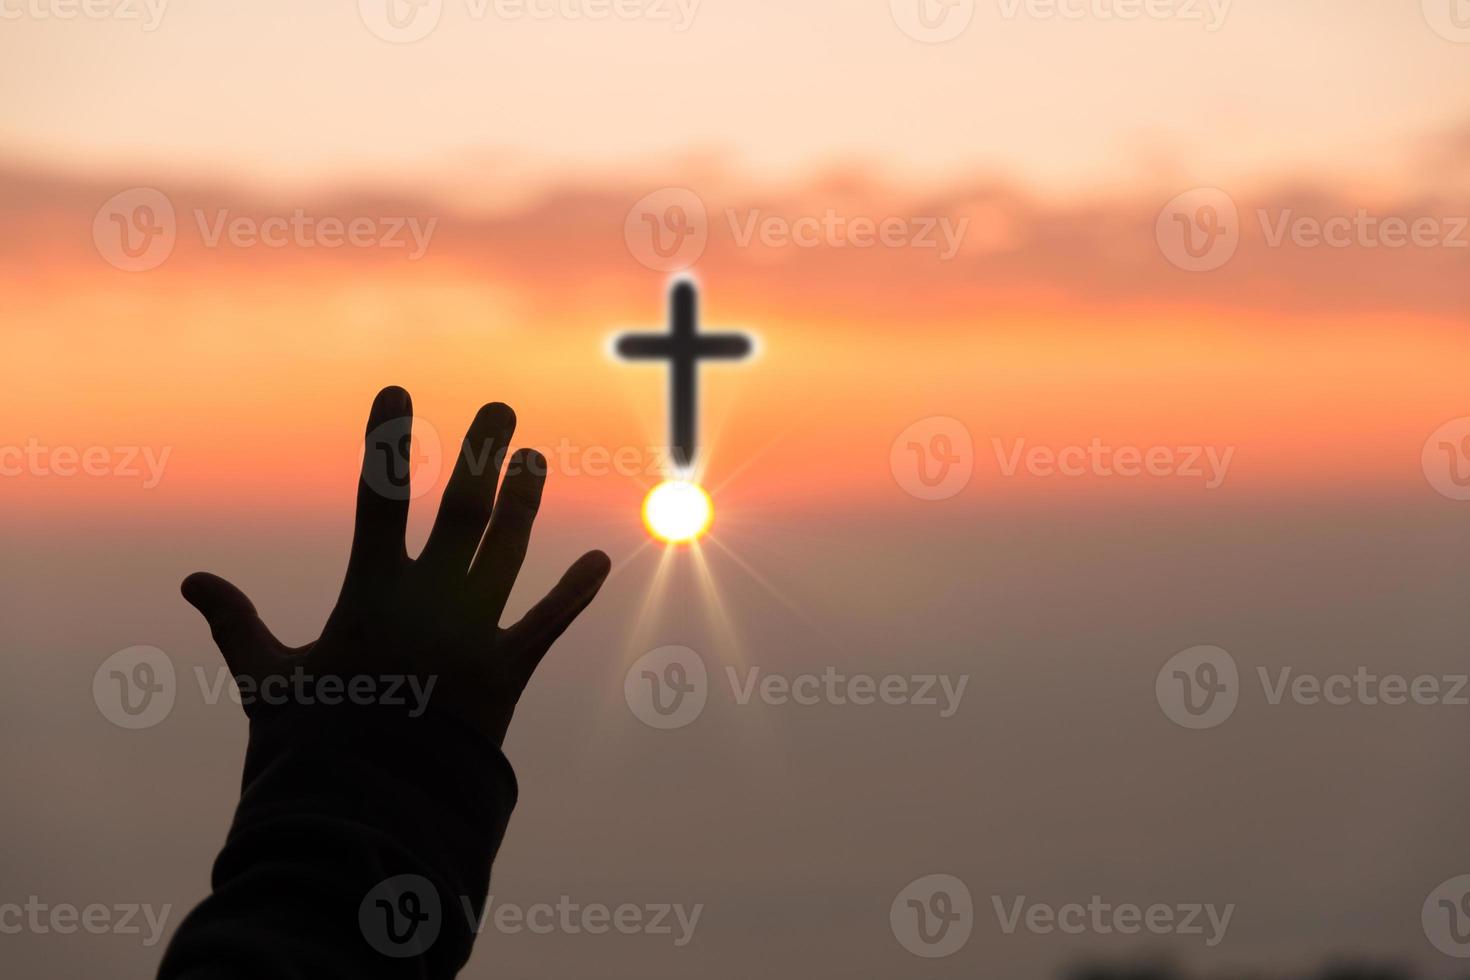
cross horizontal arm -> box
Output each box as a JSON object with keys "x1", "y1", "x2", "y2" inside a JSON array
[
  {"x1": 694, "y1": 334, "x2": 752, "y2": 359},
  {"x1": 615, "y1": 335, "x2": 675, "y2": 359}
]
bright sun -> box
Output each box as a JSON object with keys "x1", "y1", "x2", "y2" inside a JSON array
[{"x1": 642, "y1": 479, "x2": 714, "y2": 544}]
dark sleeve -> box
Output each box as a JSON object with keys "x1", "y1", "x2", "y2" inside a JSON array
[{"x1": 157, "y1": 703, "x2": 518, "y2": 980}]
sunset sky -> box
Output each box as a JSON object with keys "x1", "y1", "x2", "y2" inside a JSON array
[
  {"x1": 2, "y1": 0, "x2": 1467, "y2": 196},
  {"x1": 5, "y1": 3, "x2": 1470, "y2": 978},
  {"x1": 2, "y1": 1, "x2": 1468, "y2": 526}
]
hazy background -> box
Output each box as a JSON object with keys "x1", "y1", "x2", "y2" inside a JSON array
[{"x1": 4, "y1": 0, "x2": 1470, "y2": 976}]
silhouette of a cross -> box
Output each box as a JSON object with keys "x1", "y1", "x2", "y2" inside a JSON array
[{"x1": 615, "y1": 280, "x2": 752, "y2": 469}]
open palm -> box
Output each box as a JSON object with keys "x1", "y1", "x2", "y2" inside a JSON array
[{"x1": 180, "y1": 385, "x2": 611, "y2": 745}]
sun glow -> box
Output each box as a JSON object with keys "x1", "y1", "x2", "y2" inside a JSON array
[{"x1": 642, "y1": 480, "x2": 714, "y2": 544}]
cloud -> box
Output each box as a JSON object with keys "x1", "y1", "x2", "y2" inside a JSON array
[{"x1": 3, "y1": 156, "x2": 1467, "y2": 323}]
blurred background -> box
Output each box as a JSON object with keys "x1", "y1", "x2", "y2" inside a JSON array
[{"x1": 3, "y1": 0, "x2": 1470, "y2": 976}]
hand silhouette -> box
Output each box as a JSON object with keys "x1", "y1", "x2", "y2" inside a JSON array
[{"x1": 179, "y1": 385, "x2": 611, "y2": 745}]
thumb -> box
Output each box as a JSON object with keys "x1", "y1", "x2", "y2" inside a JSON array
[
  {"x1": 181, "y1": 572, "x2": 281, "y2": 679},
  {"x1": 508, "y1": 549, "x2": 612, "y2": 680}
]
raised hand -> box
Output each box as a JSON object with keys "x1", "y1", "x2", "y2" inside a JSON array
[{"x1": 179, "y1": 385, "x2": 611, "y2": 745}]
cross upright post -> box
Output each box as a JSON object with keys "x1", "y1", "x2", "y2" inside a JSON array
[{"x1": 615, "y1": 280, "x2": 752, "y2": 470}]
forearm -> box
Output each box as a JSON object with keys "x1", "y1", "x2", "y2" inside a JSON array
[{"x1": 158, "y1": 703, "x2": 517, "y2": 980}]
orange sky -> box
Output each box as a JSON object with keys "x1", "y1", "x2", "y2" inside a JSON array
[
  {"x1": 2, "y1": 3, "x2": 1469, "y2": 525},
  {"x1": 4, "y1": 161, "x2": 1469, "y2": 522}
]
